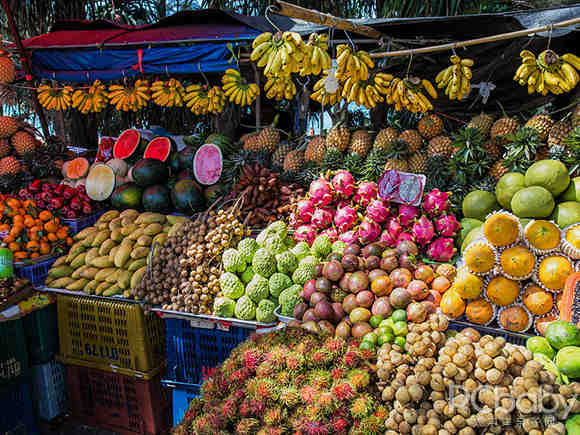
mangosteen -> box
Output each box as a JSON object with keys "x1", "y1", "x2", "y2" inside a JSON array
[
  {"x1": 365, "y1": 255, "x2": 380, "y2": 270},
  {"x1": 344, "y1": 243, "x2": 361, "y2": 256},
  {"x1": 315, "y1": 277, "x2": 332, "y2": 294},
  {"x1": 341, "y1": 254, "x2": 359, "y2": 272}
]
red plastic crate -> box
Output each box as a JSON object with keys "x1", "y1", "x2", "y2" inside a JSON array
[{"x1": 65, "y1": 364, "x2": 171, "y2": 435}]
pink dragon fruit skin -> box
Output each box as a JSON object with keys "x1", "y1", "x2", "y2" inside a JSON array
[
  {"x1": 380, "y1": 229, "x2": 396, "y2": 247},
  {"x1": 423, "y1": 189, "x2": 451, "y2": 217},
  {"x1": 396, "y1": 231, "x2": 415, "y2": 244},
  {"x1": 295, "y1": 199, "x2": 315, "y2": 224},
  {"x1": 358, "y1": 217, "x2": 381, "y2": 245},
  {"x1": 339, "y1": 229, "x2": 359, "y2": 245},
  {"x1": 398, "y1": 205, "x2": 420, "y2": 227},
  {"x1": 412, "y1": 215, "x2": 435, "y2": 247},
  {"x1": 331, "y1": 170, "x2": 356, "y2": 199},
  {"x1": 311, "y1": 208, "x2": 334, "y2": 230},
  {"x1": 435, "y1": 214, "x2": 461, "y2": 237},
  {"x1": 386, "y1": 216, "x2": 402, "y2": 240},
  {"x1": 334, "y1": 204, "x2": 358, "y2": 233},
  {"x1": 366, "y1": 199, "x2": 390, "y2": 223},
  {"x1": 354, "y1": 181, "x2": 378, "y2": 207},
  {"x1": 289, "y1": 213, "x2": 299, "y2": 228},
  {"x1": 309, "y1": 177, "x2": 334, "y2": 206},
  {"x1": 427, "y1": 237, "x2": 456, "y2": 262},
  {"x1": 295, "y1": 225, "x2": 317, "y2": 246},
  {"x1": 321, "y1": 227, "x2": 339, "y2": 243}
]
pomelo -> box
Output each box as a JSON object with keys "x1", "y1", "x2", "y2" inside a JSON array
[
  {"x1": 551, "y1": 201, "x2": 580, "y2": 228},
  {"x1": 462, "y1": 190, "x2": 499, "y2": 221},
  {"x1": 459, "y1": 218, "x2": 483, "y2": 247},
  {"x1": 461, "y1": 226, "x2": 484, "y2": 253},
  {"x1": 561, "y1": 176, "x2": 580, "y2": 202},
  {"x1": 495, "y1": 172, "x2": 525, "y2": 210},
  {"x1": 525, "y1": 160, "x2": 570, "y2": 197},
  {"x1": 511, "y1": 186, "x2": 555, "y2": 218}
]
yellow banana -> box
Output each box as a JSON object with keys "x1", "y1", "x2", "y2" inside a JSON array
[{"x1": 561, "y1": 53, "x2": 580, "y2": 70}]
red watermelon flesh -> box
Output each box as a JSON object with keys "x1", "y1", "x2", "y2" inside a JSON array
[
  {"x1": 143, "y1": 137, "x2": 172, "y2": 162},
  {"x1": 193, "y1": 144, "x2": 222, "y2": 186},
  {"x1": 113, "y1": 129, "x2": 141, "y2": 160}
]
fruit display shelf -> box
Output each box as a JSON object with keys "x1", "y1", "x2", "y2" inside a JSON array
[
  {"x1": 152, "y1": 307, "x2": 279, "y2": 330},
  {"x1": 447, "y1": 319, "x2": 531, "y2": 346},
  {"x1": 39, "y1": 286, "x2": 143, "y2": 305}
]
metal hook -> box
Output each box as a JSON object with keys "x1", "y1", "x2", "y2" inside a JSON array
[
  {"x1": 547, "y1": 23, "x2": 553, "y2": 49},
  {"x1": 344, "y1": 30, "x2": 355, "y2": 51},
  {"x1": 265, "y1": 6, "x2": 281, "y2": 33},
  {"x1": 406, "y1": 52, "x2": 413, "y2": 78},
  {"x1": 451, "y1": 43, "x2": 458, "y2": 57},
  {"x1": 165, "y1": 65, "x2": 170, "y2": 77},
  {"x1": 198, "y1": 62, "x2": 210, "y2": 86}
]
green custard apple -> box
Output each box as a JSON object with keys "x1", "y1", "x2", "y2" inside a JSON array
[
  {"x1": 252, "y1": 248, "x2": 276, "y2": 278},
  {"x1": 245, "y1": 275, "x2": 269, "y2": 303},
  {"x1": 234, "y1": 295, "x2": 256, "y2": 320},
  {"x1": 219, "y1": 272, "x2": 244, "y2": 300},
  {"x1": 256, "y1": 299, "x2": 276, "y2": 323}
]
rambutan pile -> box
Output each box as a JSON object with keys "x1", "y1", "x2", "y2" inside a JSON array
[{"x1": 172, "y1": 327, "x2": 386, "y2": 435}]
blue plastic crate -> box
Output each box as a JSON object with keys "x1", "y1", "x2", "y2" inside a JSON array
[
  {"x1": 0, "y1": 318, "x2": 29, "y2": 387},
  {"x1": 23, "y1": 303, "x2": 59, "y2": 364},
  {"x1": 15, "y1": 258, "x2": 57, "y2": 287},
  {"x1": 0, "y1": 380, "x2": 39, "y2": 434},
  {"x1": 31, "y1": 360, "x2": 67, "y2": 421},
  {"x1": 162, "y1": 381, "x2": 200, "y2": 426},
  {"x1": 165, "y1": 318, "x2": 252, "y2": 384},
  {"x1": 61, "y1": 211, "x2": 103, "y2": 235},
  {"x1": 448, "y1": 320, "x2": 530, "y2": 346}
]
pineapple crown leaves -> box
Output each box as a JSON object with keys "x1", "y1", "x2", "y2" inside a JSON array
[
  {"x1": 321, "y1": 148, "x2": 344, "y2": 171},
  {"x1": 502, "y1": 126, "x2": 543, "y2": 172},
  {"x1": 361, "y1": 148, "x2": 390, "y2": 182},
  {"x1": 385, "y1": 138, "x2": 410, "y2": 159},
  {"x1": 452, "y1": 127, "x2": 485, "y2": 150},
  {"x1": 449, "y1": 127, "x2": 493, "y2": 182}
]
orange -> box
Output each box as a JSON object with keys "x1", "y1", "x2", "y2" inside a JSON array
[
  {"x1": 39, "y1": 210, "x2": 52, "y2": 221},
  {"x1": 525, "y1": 220, "x2": 560, "y2": 251},
  {"x1": 483, "y1": 213, "x2": 520, "y2": 247},
  {"x1": 464, "y1": 242, "x2": 495, "y2": 274},
  {"x1": 500, "y1": 245, "x2": 535, "y2": 278},
  {"x1": 537, "y1": 256, "x2": 574, "y2": 292},
  {"x1": 486, "y1": 276, "x2": 520, "y2": 306},
  {"x1": 465, "y1": 299, "x2": 494, "y2": 325}
]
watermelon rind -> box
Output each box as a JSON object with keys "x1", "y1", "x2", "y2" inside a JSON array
[
  {"x1": 143, "y1": 136, "x2": 173, "y2": 162},
  {"x1": 113, "y1": 129, "x2": 141, "y2": 160},
  {"x1": 193, "y1": 143, "x2": 223, "y2": 186},
  {"x1": 85, "y1": 164, "x2": 116, "y2": 201},
  {"x1": 111, "y1": 183, "x2": 143, "y2": 210},
  {"x1": 142, "y1": 184, "x2": 171, "y2": 212},
  {"x1": 132, "y1": 159, "x2": 170, "y2": 187}
]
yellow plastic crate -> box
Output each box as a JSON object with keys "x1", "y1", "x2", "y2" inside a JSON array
[{"x1": 57, "y1": 295, "x2": 164, "y2": 378}]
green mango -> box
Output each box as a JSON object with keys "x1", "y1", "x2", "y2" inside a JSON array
[
  {"x1": 545, "y1": 320, "x2": 580, "y2": 350},
  {"x1": 556, "y1": 346, "x2": 580, "y2": 379}
]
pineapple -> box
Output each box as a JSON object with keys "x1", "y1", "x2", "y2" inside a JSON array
[
  {"x1": 272, "y1": 141, "x2": 293, "y2": 167},
  {"x1": 572, "y1": 104, "x2": 580, "y2": 128},
  {"x1": 488, "y1": 160, "x2": 509, "y2": 180},
  {"x1": 0, "y1": 116, "x2": 18, "y2": 139},
  {"x1": 257, "y1": 127, "x2": 280, "y2": 153},
  {"x1": 362, "y1": 148, "x2": 389, "y2": 182},
  {"x1": 525, "y1": 114, "x2": 554, "y2": 141},
  {"x1": 321, "y1": 149, "x2": 343, "y2": 171},
  {"x1": 242, "y1": 133, "x2": 260, "y2": 151},
  {"x1": 304, "y1": 136, "x2": 327, "y2": 164},
  {"x1": 408, "y1": 152, "x2": 426, "y2": 174},
  {"x1": 0, "y1": 51, "x2": 14, "y2": 84},
  {"x1": 548, "y1": 119, "x2": 573, "y2": 147},
  {"x1": 418, "y1": 114, "x2": 444, "y2": 139},
  {"x1": 11, "y1": 131, "x2": 36, "y2": 156},
  {"x1": 547, "y1": 145, "x2": 572, "y2": 162},
  {"x1": 0, "y1": 139, "x2": 10, "y2": 158},
  {"x1": 467, "y1": 113, "x2": 494, "y2": 138},
  {"x1": 283, "y1": 150, "x2": 304, "y2": 172},
  {"x1": 490, "y1": 117, "x2": 519, "y2": 146},
  {"x1": 326, "y1": 124, "x2": 350, "y2": 152},
  {"x1": 472, "y1": 176, "x2": 497, "y2": 193},
  {"x1": 483, "y1": 139, "x2": 501, "y2": 161},
  {"x1": 373, "y1": 127, "x2": 397, "y2": 152},
  {"x1": 343, "y1": 153, "x2": 363, "y2": 179},
  {"x1": 0, "y1": 156, "x2": 20, "y2": 175},
  {"x1": 348, "y1": 130, "x2": 372, "y2": 158},
  {"x1": 427, "y1": 135, "x2": 453, "y2": 157},
  {"x1": 426, "y1": 155, "x2": 451, "y2": 191},
  {"x1": 398, "y1": 130, "x2": 422, "y2": 153},
  {"x1": 503, "y1": 127, "x2": 542, "y2": 172},
  {"x1": 384, "y1": 139, "x2": 410, "y2": 172}
]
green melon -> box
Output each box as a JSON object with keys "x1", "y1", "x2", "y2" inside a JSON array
[
  {"x1": 85, "y1": 164, "x2": 116, "y2": 201},
  {"x1": 204, "y1": 184, "x2": 222, "y2": 206},
  {"x1": 458, "y1": 218, "x2": 483, "y2": 247},
  {"x1": 171, "y1": 180, "x2": 205, "y2": 213},
  {"x1": 551, "y1": 201, "x2": 580, "y2": 228},
  {"x1": 495, "y1": 172, "x2": 525, "y2": 211},
  {"x1": 132, "y1": 159, "x2": 169, "y2": 187},
  {"x1": 142, "y1": 185, "x2": 171, "y2": 212},
  {"x1": 561, "y1": 177, "x2": 580, "y2": 202},
  {"x1": 511, "y1": 186, "x2": 555, "y2": 218},
  {"x1": 462, "y1": 190, "x2": 499, "y2": 221},
  {"x1": 178, "y1": 146, "x2": 195, "y2": 170},
  {"x1": 525, "y1": 159, "x2": 570, "y2": 197},
  {"x1": 461, "y1": 226, "x2": 484, "y2": 253},
  {"x1": 110, "y1": 183, "x2": 143, "y2": 210}
]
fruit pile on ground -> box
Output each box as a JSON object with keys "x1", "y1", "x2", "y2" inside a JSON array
[
  {"x1": 290, "y1": 234, "x2": 457, "y2": 340},
  {"x1": 445, "y1": 211, "x2": 578, "y2": 334},
  {"x1": 0, "y1": 277, "x2": 32, "y2": 302},
  {"x1": 45, "y1": 210, "x2": 176, "y2": 297},
  {"x1": 0, "y1": 197, "x2": 72, "y2": 261}
]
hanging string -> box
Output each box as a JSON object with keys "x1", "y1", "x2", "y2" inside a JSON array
[
  {"x1": 344, "y1": 30, "x2": 355, "y2": 51},
  {"x1": 198, "y1": 62, "x2": 210, "y2": 86},
  {"x1": 405, "y1": 52, "x2": 413, "y2": 78},
  {"x1": 265, "y1": 6, "x2": 282, "y2": 33},
  {"x1": 547, "y1": 23, "x2": 554, "y2": 49}
]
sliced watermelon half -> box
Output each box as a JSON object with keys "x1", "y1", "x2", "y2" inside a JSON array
[
  {"x1": 113, "y1": 129, "x2": 141, "y2": 160},
  {"x1": 193, "y1": 143, "x2": 223, "y2": 186},
  {"x1": 143, "y1": 137, "x2": 173, "y2": 162}
]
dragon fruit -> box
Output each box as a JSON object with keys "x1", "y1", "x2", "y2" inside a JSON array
[
  {"x1": 427, "y1": 237, "x2": 456, "y2": 262},
  {"x1": 423, "y1": 189, "x2": 451, "y2": 217},
  {"x1": 435, "y1": 214, "x2": 460, "y2": 237},
  {"x1": 366, "y1": 199, "x2": 390, "y2": 223},
  {"x1": 309, "y1": 177, "x2": 334, "y2": 206},
  {"x1": 380, "y1": 229, "x2": 396, "y2": 247},
  {"x1": 386, "y1": 216, "x2": 402, "y2": 240},
  {"x1": 339, "y1": 230, "x2": 359, "y2": 245},
  {"x1": 398, "y1": 205, "x2": 420, "y2": 227},
  {"x1": 295, "y1": 225, "x2": 317, "y2": 246},
  {"x1": 331, "y1": 170, "x2": 355, "y2": 199},
  {"x1": 411, "y1": 215, "x2": 435, "y2": 247},
  {"x1": 311, "y1": 208, "x2": 334, "y2": 230},
  {"x1": 333, "y1": 204, "x2": 358, "y2": 233},
  {"x1": 396, "y1": 232, "x2": 415, "y2": 244},
  {"x1": 295, "y1": 199, "x2": 315, "y2": 224},
  {"x1": 358, "y1": 217, "x2": 381, "y2": 245},
  {"x1": 321, "y1": 227, "x2": 339, "y2": 243},
  {"x1": 354, "y1": 181, "x2": 378, "y2": 207}
]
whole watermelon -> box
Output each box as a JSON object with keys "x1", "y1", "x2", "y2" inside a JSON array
[
  {"x1": 142, "y1": 185, "x2": 171, "y2": 212},
  {"x1": 171, "y1": 180, "x2": 205, "y2": 212}
]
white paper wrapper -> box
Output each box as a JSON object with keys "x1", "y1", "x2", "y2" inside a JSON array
[
  {"x1": 465, "y1": 298, "x2": 497, "y2": 327},
  {"x1": 484, "y1": 274, "x2": 521, "y2": 307},
  {"x1": 497, "y1": 303, "x2": 533, "y2": 333},
  {"x1": 532, "y1": 254, "x2": 574, "y2": 293},
  {"x1": 499, "y1": 244, "x2": 536, "y2": 281},
  {"x1": 560, "y1": 223, "x2": 580, "y2": 260},
  {"x1": 463, "y1": 240, "x2": 498, "y2": 277},
  {"x1": 523, "y1": 219, "x2": 562, "y2": 255},
  {"x1": 483, "y1": 210, "x2": 522, "y2": 248}
]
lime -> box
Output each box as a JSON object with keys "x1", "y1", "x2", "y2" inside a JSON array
[
  {"x1": 363, "y1": 332, "x2": 378, "y2": 345},
  {"x1": 526, "y1": 336, "x2": 555, "y2": 359},
  {"x1": 392, "y1": 309, "x2": 407, "y2": 322},
  {"x1": 393, "y1": 321, "x2": 408, "y2": 336},
  {"x1": 369, "y1": 315, "x2": 384, "y2": 329},
  {"x1": 380, "y1": 318, "x2": 395, "y2": 330},
  {"x1": 380, "y1": 332, "x2": 394, "y2": 345},
  {"x1": 359, "y1": 341, "x2": 375, "y2": 351},
  {"x1": 377, "y1": 326, "x2": 393, "y2": 336},
  {"x1": 394, "y1": 336, "x2": 406, "y2": 349},
  {"x1": 446, "y1": 330, "x2": 458, "y2": 338}
]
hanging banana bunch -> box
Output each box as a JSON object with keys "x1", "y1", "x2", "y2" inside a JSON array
[
  {"x1": 72, "y1": 80, "x2": 108, "y2": 114},
  {"x1": 264, "y1": 75, "x2": 297, "y2": 101},
  {"x1": 515, "y1": 50, "x2": 579, "y2": 95},
  {"x1": 37, "y1": 85, "x2": 73, "y2": 111},
  {"x1": 342, "y1": 75, "x2": 385, "y2": 109},
  {"x1": 381, "y1": 77, "x2": 437, "y2": 113},
  {"x1": 108, "y1": 80, "x2": 150, "y2": 112},
  {"x1": 300, "y1": 33, "x2": 332, "y2": 76},
  {"x1": 250, "y1": 31, "x2": 305, "y2": 78},
  {"x1": 310, "y1": 75, "x2": 342, "y2": 106},
  {"x1": 335, "y1": 44, "x2": 374, "y2": 83},
  {"x1": 150, "y1": 78, "x2": 186, "y2": 107},
  {"x1": 435, "y1": 55, "x2": 474, "y2": 100},
  {"x1": 221, "y1": 69, "x2": 260, "y2": 107},
  {"x1": 207, "y1": 86, "x2": 226, "y2": 114},
  {"x1": 184, "y1": 84, "x2": 225, "y2": 115}
]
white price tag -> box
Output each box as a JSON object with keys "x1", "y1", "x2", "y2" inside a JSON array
[
  {"x1": 216, "y1": 321, "x2": 231, "y2": 332},
  {"x1": 190, "y1": 318, "x2": 215, "y2": 329}
]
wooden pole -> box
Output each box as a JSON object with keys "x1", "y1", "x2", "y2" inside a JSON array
[
  {"x1": 251, "y1": 62, "x2": 261, "y2": 130},
  {"x1": 273, "y1": 0, "x2": 384, "y2": 39},
  {"x1": 0, "y1": 0, "x2": 51, "y2": 139},
  {"x1": 369, "y1": 16, "x2": 580, "y2": 58}
]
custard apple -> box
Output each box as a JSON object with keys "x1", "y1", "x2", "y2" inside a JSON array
[
  {"x1": 291, "y1": 242, "x2": 311, "y2": 260},
  {"x1": 256, "y1": 228, "x2": 273, "y2": 246},
  {"x1": 222, "y1": 248, "x2": 246, "y2": 273},
  {"x1": 284, "y1": 236, "x2": 295, "y2": 249},
  {"x1": 267, "y1": 220, "x2": 287, "y2": 238},
  {"x1": 264, "y1": 234, "x2": 286, "y2": 256},
  {"x1": 237, "y1": 238, "x2": 259, "y2": 263},
  {"x1": 256, "y1": 299, "x2": 276, "y2": 323},
  {"x1": 252, "y1": 248, "x2": 276, "y2": 278},
  {"x1": 269, "y1": 273, "x2": 292, "y2": 298},
  {"x1": 219, "y1": 272, "x2": 244, "y2": 299},
  {"x1": 245, "y1": 275, "x2": 269, "y2": 303},
  {"x1": 241, "y1": 266, "x2": 255, "y2": 284},
  {"x1": 213, "y1": 296, "x2": 235, "y2": 318},
  {"x1": 292, "y1": 263, "x2": 316, "y2": 286},
  {"x1": 332, "y1": 241, "x2": 346, "y2": 255},
  {"x1": 279, "y1": 284, "x2": 302, "y2": 316},
  {"x1": 311, "y1": 235, "x2": 332, "y2": 258},
  {"x1": 234, "y1": 295, "x2": 256, "y2": 320},
  {"x1": 299, "y1": 255, "x2": 318, "y2": 268},
  {"x1": 276, "y1": 250, "x2": 298, "y2": 275}
]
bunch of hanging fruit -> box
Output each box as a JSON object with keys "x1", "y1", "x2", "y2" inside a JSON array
[{"x1": 514, "y1": 50, "x2": 580, "y2": 95}]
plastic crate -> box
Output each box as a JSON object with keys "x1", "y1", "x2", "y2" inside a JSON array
[
  {"x1": 57, "y1": 295, "x2": 164, "y2": 378},
  {"x1": 0, "y1": 380, "x2": 39, "y2": 434},
  {"x1": 162, "y1": 381, "x2": 200, "y2": 426},
  {"x1": 66, "y1": 364, "x2": 171, "y2": 435},
  {"x1": 0, "y1": 318, "x2": 29, "y2": 387},
  {"x1": 165, "y1": 318, "x2": 252, "y2": 384},
  {"x1": 23, "y1": 303, "x2": 59, "y2": 364},
  {"x1": 448, "y1": 320, "x2": 530, "y2": 346},
  {"x1": 30, "y1": 360, "x2": 67, "y2": 421},
  {"x1": 61, "y1": 212, "x2": 103, "y2": 235},
  {"x1": 15, "y1": 257, "x2": 56, "y2": 287}
]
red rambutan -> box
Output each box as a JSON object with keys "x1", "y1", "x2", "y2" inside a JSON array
[
  {"x1": 235, "y1": 417, "x2": 260, "y2": 434},
  {"x1": 317, "y1": 391, "x2": 336, "y2": 414},
  {"x1": 323, "y1": 337, "x2": 347, "y2": 355},
  {"x1": 332, "y1": 382, "x2": 355, "y2": 402},
  {"x1": 348, "y1": 369, "x2": 370, "y2": 390},
  {"x1": 258, "y1": 426, "x2": 286, "y2": 435},
  {"x1": 350, "y1": 394, "x2": 374, "y2": 419},
  {"x1": 354, "y1": 415, "x2": 384, "y2": 435},
  {"x1": 308, "y1": 349, "x2": 333, "y2": 367},
  {"x1": 331, "y1": 416, "x2": 350, "y2": 434},
  {"x1": 243, "y1": 349, "x2": 263, "y2": 372},
  {"x1": 300, "y1": 385, "x2": 319, "y2": 404},
  {"x1": 308, "y1": 370, "x2": 331, "y2": 390},
  {"x1": 238, "y1": 399, "x2": 253, "y2": 418},
  {"x1": 256, "y1": 360, "x2": 276, "y2": 378},
  {"x1": 374, "y1": 405, "x2": 388, "y2": 420},
  {"x1": 231, "y1": 367, "x2": 252, "y2": 384},
  {"x1": 330, "y1": 367, "x2": 346, "y2": 380},
  {"x1": 256, "y1": 379, "x2": 279, "y2": 402},
  {"x1": 249, "y1": 399, "x2": 266, "y2": 416},
  {"x1": 300, "y1": 420, "x2": 331, "y2": 435},
  {"x1": 220, "y1": 398, "x2": 238, "y2": 422},
  {"x1": 285, "y1": 352, "x2": 305, "y2": 372},
  {"x1": 342, "y1": 349, "x2": 361, "y2": 368},
  {"x1": 276, "y1": 370, "x2": 291, "y2": 385},
  {"x1": 263, "y1": 406, "x2": 284, "y2": 426}
]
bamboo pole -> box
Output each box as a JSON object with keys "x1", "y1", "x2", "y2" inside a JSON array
[
  {"x1": 369, "y1": 16, "x2": 580, "y2": 58},
  {"x1": 0, "y1": 0, "x2": 50, "y2": 139},
  {"x1": 273, "y1": 0, "x2": 384, "y2": 39},
  {"x1": 251, "y1": 62, "x2": 261, "y2": 130}
]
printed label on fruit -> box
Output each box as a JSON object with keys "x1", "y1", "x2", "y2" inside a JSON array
[{"x1": 378, "y1": 170, "x2": 426, "y2": 206}]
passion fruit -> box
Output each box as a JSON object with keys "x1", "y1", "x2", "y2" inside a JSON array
[
  {"x1": 390, "y1": 287, "x2": 412, "y2": 309},
  {"x1": 440, "y1": 290, "x2": 465, "y2": 319},
  {"x1": 465, "y1": 298, "x2": 494, "y2": 325},
  {"x1": 370, "y1": 275, "x2": 393, "y2": 297},
  {"x1": 498, "y1": 305, "x2": 530, "y2": 332}
]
